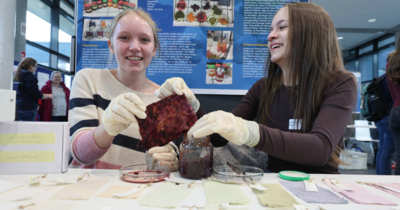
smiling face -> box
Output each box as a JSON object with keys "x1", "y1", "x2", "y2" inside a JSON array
[
  {"x1": 108, "y1": 13, "x2": 157, "y2": 76},
  {"x1": 268, "y1": 7, "x2": 289, "y2": 67},
  {"x1": 51, "y1": 72, "x2": 62, "y2": 85}
]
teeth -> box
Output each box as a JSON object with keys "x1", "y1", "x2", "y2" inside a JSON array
[
  {"x1": 272, "y1": 44, "x2": 282, "y2": 49},
  {"x1": 127, "y1": 56, "x2": 142, "y2": 61}
]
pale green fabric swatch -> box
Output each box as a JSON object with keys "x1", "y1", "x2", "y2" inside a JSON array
[
  {"x1": 203, "y1": 180, "x2": 250, "y2": 205},
  {"x1": 252, "y1": 183, "x2": 299, "y2": 208},
  {"x1": 138, "y1": 182, "x2": 195, "y2": 208}
]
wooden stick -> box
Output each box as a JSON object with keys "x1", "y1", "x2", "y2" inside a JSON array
[
  {"x1": 77, "y1": 172, "x2": 89, "y2": 181},
  {"x1": 19, "y1": 203, "x2": 35, "y2": 209}
]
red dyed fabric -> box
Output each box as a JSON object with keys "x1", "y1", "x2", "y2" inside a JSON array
[{"x1": 137, "y1": 94, "x2": 197, "y2": 151}]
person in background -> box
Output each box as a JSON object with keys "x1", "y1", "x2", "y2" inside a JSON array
[
  {"x1": 387, "y1": 39, "x2": 400, "y2": 175},
  {"x1": 39, "y1": 71, "x2": 70, "y2": 122},
  {"x1": 375, "y1": 52, "x2": 395, "y2": 175},
  {"x1": 68, "y1": 8, "x2": 194, "y2": 171},
  {"x1": 157, "y1": 2, "x2": 357, "y2": 174},
  {"x1": 13, "y1": 58, "x2": 53, "y2": 121}
]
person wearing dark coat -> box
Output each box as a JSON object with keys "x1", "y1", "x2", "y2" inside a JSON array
[{"x1": 13, "y1": 58, "x2": 53, "y2": 121}]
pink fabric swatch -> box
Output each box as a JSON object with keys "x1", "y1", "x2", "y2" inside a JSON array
[
  {"x1": 366, "y1": 183, "x2": 400, "y2": 198},
  {"x1": 324, "y1": 179, "x2": 397, "y2": 206}
]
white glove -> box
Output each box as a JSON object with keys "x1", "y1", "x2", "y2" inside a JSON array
[
  {"x1": 187, "y1": 111, "x2": 260, "y2": 147},
  {"x1": 146, "y1": 142, "x2": 179, "y2": 172},
  {"x1": 102, "y1": 93, "x2": 146, "y2": 136},
  {"x1": 154, "y1": 77, "x2": 200, "y2": 112}
]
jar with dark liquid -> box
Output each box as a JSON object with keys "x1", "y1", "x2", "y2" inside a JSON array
[{"x1": 179, "y1": 135, "x2": 213, "y2": 179}]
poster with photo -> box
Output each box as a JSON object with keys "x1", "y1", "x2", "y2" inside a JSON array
[{"x1": 75, "y1": 0, "x2": 308, "y2": 95}]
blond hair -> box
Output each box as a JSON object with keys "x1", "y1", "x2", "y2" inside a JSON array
[{"x1": 108, "y1": 8, "x2": 160, "y2": 56}]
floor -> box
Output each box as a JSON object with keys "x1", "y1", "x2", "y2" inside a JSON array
[{"x1": 340, "y1": 164, "x2": 396, "y2": 175}]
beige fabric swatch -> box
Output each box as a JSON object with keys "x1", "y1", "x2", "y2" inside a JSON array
[
  {"x1": 203, "y1": 180, "x2": 250, "y2": 205},
  {"x1": 19, "y1": 201, "x2": 75, "y2": 210},
  {"x1": 0, "y1": 186, "x2": 51, "y2": 202},
  {"x1": 252, "y1": 183, "x2": 299, "y2": 208},
  {"x1": 97, "y1": 185, "x2": 145, "y2": 199},
  {"x1": 138, "y1": 182, "x2": 195, "y2": 208},
  {"x1": 51, "y1": 177, "x2": 109, "y2": 200}
]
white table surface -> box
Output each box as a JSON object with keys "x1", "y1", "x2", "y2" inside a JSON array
[{"x1": 1, "y1": 169, "x2": 399, "y2": 210}]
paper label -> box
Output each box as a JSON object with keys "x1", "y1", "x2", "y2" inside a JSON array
[
  {"x1": 249, "y1": 183, "x2": 267, "y2": 191},
  {"x1": 289, "y1": 119, "x2": 302, "y2": 130},
  {"x1": 0, "y1": 151, "x2": 55, "y2": 163},
  {"x1": 0, "y1": 133, "x2": 56, "y2": 145},
  {"x1": 304, "y1": 180, "x2": 318, "y2": 192}
]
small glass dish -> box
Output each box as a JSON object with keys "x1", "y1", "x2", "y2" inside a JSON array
[
  {"x1": 207, "y1": 14, "x2": 218, "y2": 26},
  {"x1": 174, "y1": 11, "x2": 186, "y2": 22},
  {"x1": 120, "y1": 164, "x2": 170, "y2": 183},
  {"x1": 213, "y1": 165, "x2": 263, "y2": 184}
]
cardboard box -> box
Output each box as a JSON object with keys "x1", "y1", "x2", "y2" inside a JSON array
[
  {"x1": 0, "y1": 121, "x2": 69, "y2": 174},
  {"x1": 339, "y1": 149, "x2": 368, "y2": 170}
]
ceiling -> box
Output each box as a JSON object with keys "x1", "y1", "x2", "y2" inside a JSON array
[{"x1": 313, "y1": 0, "x2": 400, "y2": 50}]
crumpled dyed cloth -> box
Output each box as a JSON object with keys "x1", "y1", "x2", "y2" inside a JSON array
[
  {"x1": 279, "y1": 180, "x2": 348, "y2": 204},
  {"x1": 324, "y1": 179, "x2": 397, "y2": 206},
  {"x1": 365, "y1": 183, "x2": 400, "y2": 198}
]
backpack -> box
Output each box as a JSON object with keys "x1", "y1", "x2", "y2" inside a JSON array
[{"x1": 360, "y1": 74, "x2": 387, "y2": 121}]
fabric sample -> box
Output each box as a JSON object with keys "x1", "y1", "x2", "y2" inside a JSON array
[
  {"x1": 0, "y1": 186, "x2": 51, "y2": 202},
  {"x1": 324, "y1": 179, "x2": 397, "y2": 206},
  {"x1": 50, "y1": 177, "x2": 109, "y2": 200},
  {"x1": 138, "y1": 182, "x2": 195, "y2": 208},
  {"x1": 25, "y1": 201, "x2": 75, "y2": 210},
  {"x1": 365, "y1": 183, "x2": 400, "y2": 198},
  {"x1": 203, "y1": 180, "x2": 250, "y2": 205},
  {"x1": 252, "y1": 183, "x2": 299, "y2": 208},
  {"x1": 279, "y1": 180, "x2": 348, "y2": 204},
  {"x1": 97, "y1": 185, "x2": 145, "y2": 199}
]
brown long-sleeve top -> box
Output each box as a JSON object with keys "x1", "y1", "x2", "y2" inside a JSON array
[{"x1": 201, "y1": 73, "x2": 357, "y2": 174}]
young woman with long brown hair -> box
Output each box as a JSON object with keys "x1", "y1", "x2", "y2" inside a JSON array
[
  {"x1": 386, "y1": 38, "x2": 400, "y2": 175},
  {"x1": 158, "y1": 2, "x2": 357, "y2": 174},
  {"x1": 13, "y1": 58, "x2": 53, "y2": 121}
]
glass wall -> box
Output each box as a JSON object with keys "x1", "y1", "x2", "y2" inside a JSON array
[{"x1": 25, "y1": 0, "x2": 75, "y2": 74}]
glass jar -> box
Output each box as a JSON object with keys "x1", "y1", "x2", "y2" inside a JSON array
[
  {"x1": 97, "y1": 1, "x2": 103, "y2": 9},
  {"x1": 179, "y1": 135, "x2": 213, "y2": 179},
  {"x1": 226, "y1": 63, "x2": 232, "y2": 76},
  {"x1": 215, "y1": 64, "x2": 224, "y2": 82},
  {"x1": 118, "y1": 1, "x2": 123, "y2": 9},
  {"x1": 97, "y1": 30, "x2": 104, "y2": 39},
  {"x1": 84, "y1": 4, "x2": 92, "y2": 13},
  {"x1": 103, "y1": 0, "x2": 108, "y2": 7},
  {"x1": 89, "y1": 21, "x2": 96, "y2": 29},
  {"x1": 176, "y1": 0, "x2": 186, "y2": 11},
  {"x1": 85, "y1": 31, "x2": 94, "y2": 40},
  {"x1": 100, "y1": 20, "x2": 107, "y2": 29},
  {"x1": 123, "y1": 2, "x2": 129, "y2": 10},
  {"x1": 113, "y1": 0, "x2": 118, "y2": 8},
  {"x1": 91, "y1": 2, "x2": 98, "y2": 11},
  {"x1": 207, "y1": 65, "x2": 215, "y2": 77},
  {"x1": 108, "y1": 0, "x2": 112, "y2": 7},
  {"x1": 196, "y1": 11, "x2": 207, "y2": 23},
  {"x1": 130, "y1": 3, "x2": 136, "y2": 8}
]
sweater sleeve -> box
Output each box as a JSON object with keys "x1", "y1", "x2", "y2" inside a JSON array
[
  {"x1": 69, "y1": 70, "x2": 106, "y2": 165},
  {"x1": 71, "y1": 129, "x2": 110, "y2": 164},
  {"x1": 253, "y1": 76, "x2": 357, "y2": 167},
  {"x1": 26, "y1": 74, "x2": 43, "y2": 100}
]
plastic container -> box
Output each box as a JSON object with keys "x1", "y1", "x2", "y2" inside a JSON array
[
  {"x1": 120, "y1": 164, "x2": 170, "y2": 183},
  {"x1": 213, "y1": 165, "x2": 263, "y2": 184},
  {"x1": 179, "y1": 135, "x2": 213, "y2": 180},
  {"x1": 339, "y1": 150, "x2": 368, "y2": 170}
]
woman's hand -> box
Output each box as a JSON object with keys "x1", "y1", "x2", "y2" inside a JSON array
[
  {"x1": 188, "y1": 111, "x2": 260, "y2": 147},
  {"x1": 147, "y1": 142, "x2": 179, "y2": 172},
  {"x1": 155, "y1": 77, "x2": 200, "y2": 112},
  {"x1": 102, "y1": 93, "x2": 146, "y2": 136},
  {"x1": 43, "y1": 94, "x2": 53, "y2": 99}
]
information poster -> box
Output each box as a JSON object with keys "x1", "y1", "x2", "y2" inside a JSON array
[{"x1": 76, "y1": 0, "x2": 307, "y2": 95}]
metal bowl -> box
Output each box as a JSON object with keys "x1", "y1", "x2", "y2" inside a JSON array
[{"x1": 213, "y1": 165, "x2": 264, "y2": 184}]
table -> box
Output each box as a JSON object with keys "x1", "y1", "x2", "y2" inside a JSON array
[{"x1": 1, "y1": 169, "x2": 399, "y2": 210}]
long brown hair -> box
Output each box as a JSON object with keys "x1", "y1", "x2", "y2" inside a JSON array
[
  {"x1": 387, "y1": 37, "x2": 400, "y2": 84},
  {"x1": 257, "y1": 3, "x2": 355, "y2": 166},
  {"x1": 14, "y1": 58, "x2": 37, "y2": 82}
]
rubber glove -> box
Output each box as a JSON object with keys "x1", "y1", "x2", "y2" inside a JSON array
[
  {"x1": 102, "y1": 93, "x2": 146, "y2": 136},
  {"x1": 146, "y1": 142, "x2": 179, "y2": 172},
  {"x1": 187, "y1": 111, "x2": 260, "y2": 147},
  {"x1": 154, "y1": 77, "x2": 200, "y2": 112}
]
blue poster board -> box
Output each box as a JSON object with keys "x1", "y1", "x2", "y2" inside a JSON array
[{"x1": 75, "y1": 0, "x2": 307, "y2": 94}]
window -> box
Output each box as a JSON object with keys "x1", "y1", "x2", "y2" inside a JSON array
[
  {"x1": 58, "y1": 58, "x2": 70, "y2": 71},
  {"x1": 26, "y1": 11, "x2": 51, "y2": 48},
  {"x1": 359, "y1": 55, "x2": 373, "y2": 83},
  {"x1": 26, "y1": 44, "x2": 50, "y2": 66},
  {"x1": 379, "y1": 36, "x2": 396, "y2": 48},
  {"x1": 59, "y1": 15, "x2": 74, "y2": 57},
  {"x1": 60, "y1": 0, "x2": 74, "y2": 17},
  {"x1": 359, "y1": 44, "x2": 373, "y2": 55},
  {"x1": 378, "y1": 46, "x2": 395, "y2": 72},
  {"x1": 64, "y1": 75, "x2": 72, "y2": 89},
  {"x1": 345, "y1": 61, "x2": 356, "y2": 72}
]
